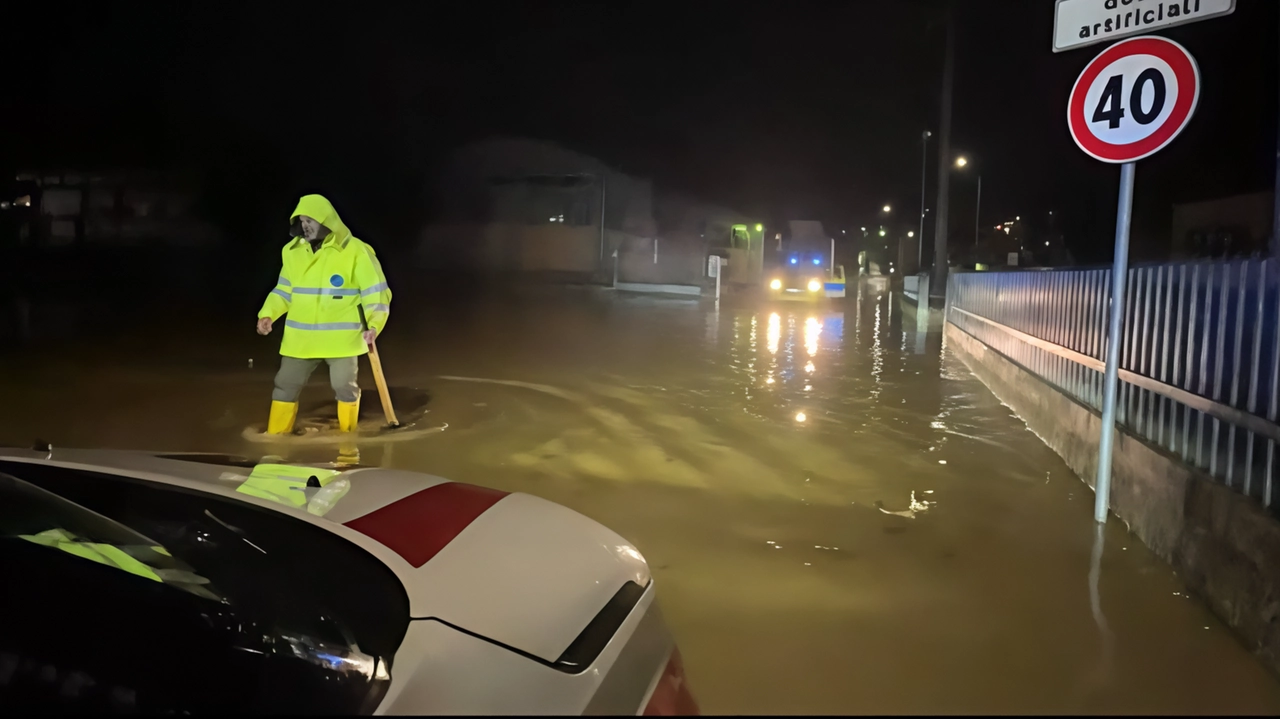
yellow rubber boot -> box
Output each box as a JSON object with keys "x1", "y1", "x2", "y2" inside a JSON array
[
  {"x1": 338, "y1": 399, "x2": 360, "y2": 433},
  {"x1": 266, "y1": 401, "x2": 298, "y2": 435}
]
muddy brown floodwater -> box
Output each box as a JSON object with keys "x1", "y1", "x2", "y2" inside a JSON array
[{"x1": 7, "y1": 283, "x2": 1280, "y2": 714}]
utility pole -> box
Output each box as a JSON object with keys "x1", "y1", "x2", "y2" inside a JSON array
[
  {"x1": 931, "y1": 0, "x2": 956, "y2": 298},
  {"x1": 919, "y1": 130, "x2": 932, "y2": 274},
  {"x1": 1273, "y1": 5, "x2": 1280, "y2": 258}
]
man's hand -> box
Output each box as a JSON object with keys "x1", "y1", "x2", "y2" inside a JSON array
[
  {"x1": 257, "y1": 317, "x2": 273, "y2": 336},
  {"x1": 363, "y1": 329, "x2": 377, "y2": 346}
]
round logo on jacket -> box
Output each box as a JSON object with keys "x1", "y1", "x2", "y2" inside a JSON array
[{"x1": 330, "y1": 274, "x2": 344, "y2": 288}]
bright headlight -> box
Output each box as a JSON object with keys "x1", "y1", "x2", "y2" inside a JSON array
[
  {"x1": 770, "y1": 279, "x2": 782, "y2": 290},
  {"x1": 807, "y1": 279, "x2": 822, "y2": 292}
]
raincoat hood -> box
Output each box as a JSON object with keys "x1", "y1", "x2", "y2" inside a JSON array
[{"x1": 290, "y1": 194, "x2": 351, "y2": 244}]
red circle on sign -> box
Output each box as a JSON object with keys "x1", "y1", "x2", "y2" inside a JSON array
[{"x1": 1067, "y1": 36, "x2": 1200, "y2": 163}]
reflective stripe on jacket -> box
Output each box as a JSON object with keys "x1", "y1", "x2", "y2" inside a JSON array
[{"x1": 258, "y1": 194, "x2": 392, "y2": 359}]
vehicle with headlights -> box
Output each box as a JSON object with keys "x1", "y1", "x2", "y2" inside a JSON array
[
  {"x1": 767, "y1": 255, "x2": 847, "y2": 301},
  {"x1": 768, "y1": 220, "x2": 846, "y2": 301},
  {"x1": 0, "y1": 446, "x2": 697, "y2": 715}
]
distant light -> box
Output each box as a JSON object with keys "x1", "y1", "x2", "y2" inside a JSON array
[
  {"x1": 842, "y1": 230, "x2": 846, "y2": 234},
  {"x1": 890, "y1": 267, "x2": 895, "y2": 274},
  {"x1": 882, "y1": 205, "x2": 892, "y2": 213},
  {"x1": 995, "y1": 225, "x2": 1003, "y2": 230},
  {"x1": 795, "y1": 412, "x2": 807, "y2": 423},
  {"x1": 1049, "y1": 211, "x2": 1054, "y2": 215},
  {"x1": 861, "y1": 227, "x2": 866, "y2": 232},
  {"x1": 813, "y1": 258, "x2": 822, "y2": 266},
  {"x1": 755, "y1": 223, "x2": 763, "y2": 232},
  {"x1": 955, "y1": 156, "x2": 968, "y2": 168},
  {"x1": 770, "y1": 278, "x2": 782, "y2": 290},
  {"x1": 790, "y1": 257, "x2": 798, "y2": 265},
  {"x1": 907, "y1": 231, "x2": 915, "y2": 238},
  {"x1": 879, "y1": 229, "x2": 886, "y2": 237},
  {"x1": 1016, "y1": 216, "x2": 1021, "y2": 221},
  {"x1": 807, "y1": 279, "x2": 822, "y2": 292},
  {"x1": 1045, "y1": 241, "x2": 1050, "y2": 246}
]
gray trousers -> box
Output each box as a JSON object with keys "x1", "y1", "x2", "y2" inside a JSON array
[{"x1": 272, "y1": 356, "x2": 361, "y2": 404}]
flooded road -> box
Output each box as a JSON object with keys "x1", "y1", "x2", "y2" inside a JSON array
[{"x1": 7, "y1": 282, "x2": 1280, "y2": 714}]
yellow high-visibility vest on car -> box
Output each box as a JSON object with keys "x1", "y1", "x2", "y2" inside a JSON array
[{"x1": 258, "y1": 195, "x2": 392, "y2": 359}]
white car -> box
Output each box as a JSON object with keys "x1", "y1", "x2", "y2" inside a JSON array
[{"x1": 0, "y1": 445, "x2": 698, "y2": 715}]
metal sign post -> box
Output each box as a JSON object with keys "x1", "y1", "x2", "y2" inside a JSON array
[
  {"x1": 1066, "y1": 36, "x2": 1201, "y2": 523},
  {"x1": 1095, "y1": 162, "x2": 1135, "y2": 523}
]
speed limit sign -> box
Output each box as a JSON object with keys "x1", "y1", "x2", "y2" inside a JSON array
[{"x1": 1067, "y1": 36, "x2": 1200, "y2": 164}]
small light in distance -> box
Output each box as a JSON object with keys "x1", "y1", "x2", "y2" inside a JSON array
[
  {"x1": 860, "y1": 227, "x2": 866, "y2": 232},
  {"x1": 907, "y1": 231, "x2": 914, "y2": 238},
  {"x1": 882, "y1": 205, "x2": 892, "y2": 213},
  {"x1": 807, "y1": 279, "x2": 822, "y2": 292},
  {"x1": 770, "y1": 278, "x2": 782, "y2": 290},
  {"x1": 879, "y1": 229, "x2": 886, "y2": 237},
  {"x1": 755, "y1": 223, "x2": 763, "y2": 231},
  {"x1": 1045, "y1": 241, "x2": 1050, "y2": 246},
  {"x1": 955, "y1": 156, "x2": 968, "y2": 168},
  {"x1": 813, "y1": 258, "x2": 822, "y2": 266},
  {"x1": 795, "y1": 412, "x2": 807, "y2": 423}
]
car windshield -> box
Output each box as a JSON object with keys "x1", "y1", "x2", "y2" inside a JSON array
[
  {"x1": 0, "y1": 460, "x2": 411, "y2": 662},
  {"x1": 0, "y1": 473, "x2": 223, "y2": 602}
]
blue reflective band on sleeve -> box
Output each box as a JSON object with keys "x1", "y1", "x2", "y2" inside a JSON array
[
  {"x1": 361, "y1": 282, "x2": 389, "y2": 296},
  {"x1": 278, "y1": 276, "x2": 291, "y2": 287},
  {"x1": 271, "y1": 288, "x2": 292, "y2": 302},
  {"x1": 363, "y1": 303, "x2": 390, "y2": 313}
]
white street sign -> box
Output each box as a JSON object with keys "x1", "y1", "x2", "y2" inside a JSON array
[{"x1": 1054, "y1": 0, "x2": 1235, "y2": 53}]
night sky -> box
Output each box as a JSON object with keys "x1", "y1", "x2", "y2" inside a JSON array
[{"x1": 3, "y1": 0, "x2": 1276, "y2": 263}]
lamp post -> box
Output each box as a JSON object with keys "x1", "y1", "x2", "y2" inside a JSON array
[
  {"x1": 919, "y1": 130, "x2": 931, "y2": 273},
  {"x1": 955, "y1": 156, "x2": 981, "y2": 247}
]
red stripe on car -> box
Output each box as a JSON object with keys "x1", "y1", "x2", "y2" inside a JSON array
[
  {"x1": 644, "y1": 647, "x2": 699, "y2": 716},
  {"x1": 344, "y1": 482, "x2": 509, "y2": 568}
]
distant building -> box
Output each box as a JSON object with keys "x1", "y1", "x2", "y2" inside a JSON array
[
  {"x1": 419, "y1": 137, "x2": 762, "y2": 286},
  {"x1": 3, "y1": 169, "x2": 220, "y2": 250},
  {"x1": 1171, "y1": 191, "x2": 1273, "y2": 260}
]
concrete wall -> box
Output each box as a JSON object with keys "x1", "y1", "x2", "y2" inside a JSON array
[
  {"x1": 945, "y1": 320, "x2": 1280, "y2": 678},
  {"x1": 615, "y1": 234, "x2": 704, "y2": 287}
]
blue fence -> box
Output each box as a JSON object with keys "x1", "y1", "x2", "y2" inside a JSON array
[{"x1": 947, "y1": 259, "x2": 1280, "y2": 508}]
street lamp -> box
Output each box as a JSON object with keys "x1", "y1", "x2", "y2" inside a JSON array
[
  {"x1": 955, "y1": 156, "x2": 981, "y2": 248},
  {"x1": 919, "y1": 130, "x2": 932, "y2": 274},
  {"x1": 882, "y1": 204, "x2": 892, "y2": 214}
]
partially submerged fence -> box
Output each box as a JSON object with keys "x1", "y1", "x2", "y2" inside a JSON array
[{"x1": 947, "y1": 259, "x2": 1280, "y2": 509}]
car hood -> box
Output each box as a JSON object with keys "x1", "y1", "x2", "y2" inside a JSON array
[{"x1": 0, "y1": 448, "x2": 650, "y2": 664}]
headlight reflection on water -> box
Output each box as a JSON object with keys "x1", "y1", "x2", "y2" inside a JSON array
[
  {"x1": 804, "y1": 317, "x2": 822, "y2": 357},
  {"x1": 767, "y1": 313, "x2": 781, "y2": 355}
]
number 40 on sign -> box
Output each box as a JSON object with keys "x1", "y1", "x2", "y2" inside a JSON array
[{"x1": 1067, "y1": 35, "x2": 1200, "y2": 164}]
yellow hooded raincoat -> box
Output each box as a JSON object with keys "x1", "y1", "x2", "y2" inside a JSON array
[{"x1": 258, "y1": 195, "x2": 392, "y2": 359}]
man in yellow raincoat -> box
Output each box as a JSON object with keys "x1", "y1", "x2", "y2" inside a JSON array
[{"x1": 256, "y1": 195, "x2": 392, "y2": 434}]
